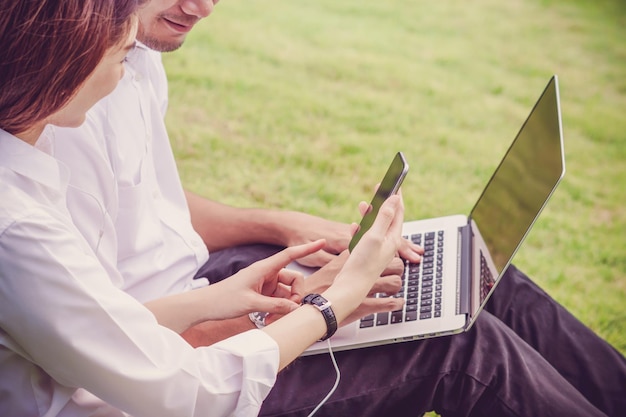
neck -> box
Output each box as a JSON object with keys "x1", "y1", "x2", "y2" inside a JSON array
[{"x1": 15, "y1": 122, "x2": 46, "y2": 145}]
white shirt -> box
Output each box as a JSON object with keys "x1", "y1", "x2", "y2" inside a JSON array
[
  {"x1": 53, "y1": 43, "x2": 209, "y2": 303},
  {"x1": 0, "y1": 128, "x2": 279, "y2": 416}
]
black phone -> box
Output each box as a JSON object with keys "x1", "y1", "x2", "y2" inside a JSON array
[{"x1": 348, "y1": 151, "x2": 409, "y2": 252}]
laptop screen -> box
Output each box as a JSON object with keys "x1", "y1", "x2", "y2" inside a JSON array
[{"x1": 468, "y1": 76, "x2": 565, "y2": 303}]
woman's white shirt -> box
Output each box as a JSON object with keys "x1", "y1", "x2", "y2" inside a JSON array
[{"x1": 0, "y1": 128, "x2": 279, "y2": 417}]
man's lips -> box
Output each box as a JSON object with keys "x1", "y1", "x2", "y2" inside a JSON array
[{"x1": 162, "y1": 17, "x2": 196, "y2": 34}]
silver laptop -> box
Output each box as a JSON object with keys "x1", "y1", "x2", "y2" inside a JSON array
[{"x1": 304, "y1": 75, "x2": 564, "y2": 355}]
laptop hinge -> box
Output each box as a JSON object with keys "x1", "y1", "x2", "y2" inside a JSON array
[{"x1": 456, "y1": 224, "x2": 472, "y2": 315}]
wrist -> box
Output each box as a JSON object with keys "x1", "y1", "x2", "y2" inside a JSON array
[
  {"x1": 301, "y1": 293, "x2": 337, "y2": 341},
  {"x1": 321, "y1": 274, "x2": 369, "y2": 324},
  {"x1": 247, "y1": 209, "x2": 293, "y2": 246}
]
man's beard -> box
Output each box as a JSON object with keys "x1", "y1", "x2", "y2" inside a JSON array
[
  {"x1": 136, "y1": 15, "x2": 194, "y2": 52},
  {"x1": 137, "y1": 31, "x2": 184, "y2": 53}
]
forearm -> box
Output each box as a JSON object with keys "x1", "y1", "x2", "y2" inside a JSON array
[
  {"x1": 185, "y1": 190, "x2": 289, "y2": 251},
  {"x1": 144, "y1": 283, "x2": 245, "y2": 333},
  {"x1": 145, "y1": 291, "x2": 256, "y2": 346},
  {"x1": 262, "y1": 281, "x2": 363, "y2": 371},
  {"x1": 144, "y1": 289, "x2": 210, "y2": 333},
  {"x1": 181, "y1": 316, "x2": 255, "y2": 347}
]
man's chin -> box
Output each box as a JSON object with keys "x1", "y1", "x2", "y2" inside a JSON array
[{"x1": 137, "y1": 35, "x2": 184, "y2": 52}]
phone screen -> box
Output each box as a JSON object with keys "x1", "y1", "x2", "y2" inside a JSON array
[{"x1": 348, "y1": 152, "x2": 409, "y2": 252}]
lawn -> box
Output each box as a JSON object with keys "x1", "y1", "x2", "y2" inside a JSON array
[{"x1": 164, "y1": 0, "x2": 626, "y2": 361}]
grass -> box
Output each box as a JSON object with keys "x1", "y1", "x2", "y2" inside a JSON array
[{"x1": 164, "y1": 0, "x2": 626, "y2": 363}]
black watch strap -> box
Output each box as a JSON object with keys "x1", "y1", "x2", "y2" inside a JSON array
[{"x1": 301, "y1": 293, "x2": 338, "y2": 341}]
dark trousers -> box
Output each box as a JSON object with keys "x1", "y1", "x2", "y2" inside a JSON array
[{"x1": 197, "y1": 246, "x2": 626, "y2": 417}]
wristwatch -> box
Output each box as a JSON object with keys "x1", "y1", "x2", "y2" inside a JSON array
[
  {"x1": 248, "y1": 311, "x2": 268, "y2": 329},
  {"x1": 301, "y1": 293, "x2": 338, "y2": 341}
]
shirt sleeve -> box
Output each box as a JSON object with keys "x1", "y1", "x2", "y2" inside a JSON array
[{"x1": 0, "y1": 210, "x2": 279, "y2": 417}]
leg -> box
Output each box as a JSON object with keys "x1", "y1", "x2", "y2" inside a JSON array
[
  {"x1": 486, "y1": 265, "x2": 626, "y2": 416},
  {"x1": 194, "y1": 244, "x2": 284, "y2": 284},
  {"x1": 260, "y1": 312, "x2": 606, "y2": 417}
]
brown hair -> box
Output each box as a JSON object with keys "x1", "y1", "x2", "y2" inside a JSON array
[{"x1": 0, "y1": 0, "x2": 143, "y2": 135}]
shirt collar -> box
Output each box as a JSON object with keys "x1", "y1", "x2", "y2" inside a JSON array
[
  {"x1": 0, "y1": 127, "x2": 70, "y2": 193},
  {"x1": 135, "y1": 40, "x2": 150, "y2": 51}
]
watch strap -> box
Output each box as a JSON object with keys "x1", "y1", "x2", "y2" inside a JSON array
[{"x1": 301, "y1": 293, "x2": 338, "y2": 341}]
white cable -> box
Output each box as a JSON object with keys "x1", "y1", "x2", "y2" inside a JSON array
[{"x1": 306, "y1": 339, "x2": 341, "y2": 417}]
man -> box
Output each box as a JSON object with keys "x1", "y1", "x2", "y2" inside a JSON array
[{"x1": 53, "y1": 0, "x2": 626, "y2": 415}]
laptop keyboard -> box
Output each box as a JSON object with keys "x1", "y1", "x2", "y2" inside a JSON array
[
  {"x1": 479, "y1": 249, "x2": 496, "y2": 302},
  {"x1": 360, "y1": 230, "x2": 445, "y2": 328}
]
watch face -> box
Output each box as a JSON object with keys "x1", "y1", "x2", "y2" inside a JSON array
[{"x1": 249, "y1": 311, "x2": 268, "y2": 328}]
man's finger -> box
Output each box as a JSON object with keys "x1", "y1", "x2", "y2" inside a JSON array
[
  {"x1": 381, "y1": 257, "x2": 405, "y2": 276},
  {"x1": 344, "y1": 296, "x2": 405, "y2": 324},
  {"x1": 369, "y1": 275, "x2": 402, "y2": 296}
]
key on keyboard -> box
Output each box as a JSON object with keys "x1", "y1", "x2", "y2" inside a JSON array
[{"x1": 359, "y1": 230, "x2": 445, "y2": 328}]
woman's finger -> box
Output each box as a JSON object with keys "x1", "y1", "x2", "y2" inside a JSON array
[
  {"x1": 274, "y1": 269, "x2": 305, "y2": 302},
  {"x1": 366, "y1": 194, "x2": 402, "y2": 240},
  {"x1": 253, "y1": 239, "x2": 327, "y2": 273}
]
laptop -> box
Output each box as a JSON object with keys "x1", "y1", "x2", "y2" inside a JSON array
[{"x1": 304, "y1": 75, "x2": 565, "y2": 355}]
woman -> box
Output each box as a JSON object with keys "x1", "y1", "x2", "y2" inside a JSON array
[{"x1": 0, "y1": 1, "x2": 404, "y2": 416}]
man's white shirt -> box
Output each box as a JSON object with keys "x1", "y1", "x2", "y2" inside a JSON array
[{"x1": 54, "y1": 44, "x2": 209, "y2": 303}]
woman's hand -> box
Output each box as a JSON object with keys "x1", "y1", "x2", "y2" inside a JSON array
[
  {"x1": 356, "y1": 199, "x2": 423, "y2": 264},
  {"x1": 209, "y1": 239, "x2": 327, "y2": 319},
  {"x1": 321, "y1": 194, "x2": 407, "y2": 325},
  {"x1": 261, "y1": 194, "x2": 407, "y2": 370},
  {"x1": 144, "y1": 240, "x2": 326, "y2": 333}
]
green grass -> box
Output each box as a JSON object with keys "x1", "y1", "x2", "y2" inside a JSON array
[{"x1": 163, "y1": 0, "x2": 626, "y2": 364}]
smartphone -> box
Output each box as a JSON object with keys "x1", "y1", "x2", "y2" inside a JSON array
[{"x1": 348, "y1": 151, "x2": 409, "y2": 252}]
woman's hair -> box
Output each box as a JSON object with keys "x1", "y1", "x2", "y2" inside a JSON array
[{"x1": 0, "y1": 0, "x2": 143, "y2": 135}]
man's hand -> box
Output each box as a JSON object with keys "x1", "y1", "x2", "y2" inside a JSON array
[
  {"x1": 279, "y1": 210, "x2": 424, "y2": 268},
  {"x1": 279, "y1": 211, "x2": 353, "y2": 267}
]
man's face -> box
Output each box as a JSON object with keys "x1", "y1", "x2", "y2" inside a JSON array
[{"x1": 137, "y1": 0, "x2": 218, "y2": 52}]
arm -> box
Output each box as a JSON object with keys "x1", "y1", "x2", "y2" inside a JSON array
[
  {"x1": 183, "y1": 195, "x2": 406, "y2": 369},
  {"x1": 145, "y1": 241, "x2": 325, "y2": 333},
  {"x1": 185, "y1": 189, "x2": 353, "y2": 266},
  {"x1": 181, "y1": 316, "x2": 256, "y2": 347},
  {"x1": 177, "y1": 253, "x2": 406, "y2": 348},
  {"x1": 264, "y1": 195, "x2": 405, "y2": 369},
  {"x1": 185, "y1": 190, "x2": 423, "y2": 267},
  {"x1": 0, "y1": 214, "x2": 280, "y2": 417}
]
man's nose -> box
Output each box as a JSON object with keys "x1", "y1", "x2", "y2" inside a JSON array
[{"x1": 180, "y1": 0, "x2": 216, "y2": 18}]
